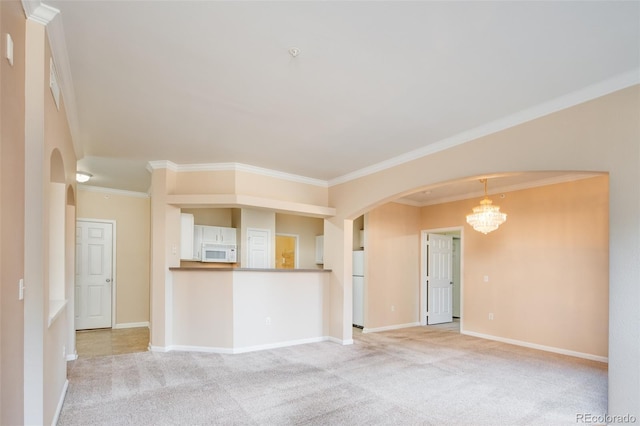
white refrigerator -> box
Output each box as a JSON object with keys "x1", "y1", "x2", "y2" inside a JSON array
[{"x1": 352, "y1": 251, "x2": 364, "y2": 328}]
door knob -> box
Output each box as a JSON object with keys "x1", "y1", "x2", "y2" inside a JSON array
[{"x1": 106, "y1": 279, "x2": 111, "y2": 283}]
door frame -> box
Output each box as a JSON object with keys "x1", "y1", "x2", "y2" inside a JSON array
[
  {"x1": 76, "y1": 218, "x2": 117, "y2": 328},
  {"x1": 275, "y1": 233, "x2": 299, "y2": 269},
  {"x1": 420, "y1": 226, "x2": 464, "y2": 331}
]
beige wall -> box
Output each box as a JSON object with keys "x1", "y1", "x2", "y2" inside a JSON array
[
  {"x1": 175, "y1": 170, "x2": 236, "y2": 195},
  {"x1": 421, "y1": 176, "x2": 609, "y2": 357},
  {"x1": 0, "y1": 1, "x2": 26, "y2": 424},
  {"x1": 365, "y1": 203, "x2": 421, "y2": 329},
  {"x1": 275, "y1": 213, "x2": 324, "y2": 269},
  {"x1": 235, "y1": 170, "x2": 328, "y2": 206},
  {"x1": 172, "y1": 168, "x2": 328, "y2": 207},
  {"x1": 233, "y1": 271, "x2": 329, "y2": 349},
  {"x1": 181, "y1": 207, "x2": 233, "y2": 227},
  {"x1": 172, "y1": 271, "x2": 234, "y2": 348},
  {"x1": 325, "y1": 86, "x2": 639, "y2": 417},
  {"x1": 77, "y1": 188, "x2": 151, "y2": 325}
]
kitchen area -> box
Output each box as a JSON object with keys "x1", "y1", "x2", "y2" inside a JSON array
[{"x1": 166, "y1": 205, "x2": 332, "y2": 353}]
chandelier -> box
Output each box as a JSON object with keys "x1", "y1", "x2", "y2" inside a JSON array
[{"x1": 466, "y1": 179, "x2": 507, "y2": 234}]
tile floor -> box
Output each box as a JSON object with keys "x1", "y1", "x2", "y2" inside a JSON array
[{"x1": 75, "y1": 327, "x2": 149, "y2": 357}]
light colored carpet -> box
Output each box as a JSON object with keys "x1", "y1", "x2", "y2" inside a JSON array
[{"x1": 58, "y1": 323, "x2": 607, "y2": 425}]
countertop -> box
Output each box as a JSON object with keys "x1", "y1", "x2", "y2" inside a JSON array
[{"x1": 170, "y1": 267, "x2": 331, "y2": 272}]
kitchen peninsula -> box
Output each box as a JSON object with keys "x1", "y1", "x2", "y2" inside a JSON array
[
  {"x1": 148, "y1": 162, "x2": 339, "y2": 354},
  {"x1": 168, "y1": 267, "x2": 331, "y2": 353}
]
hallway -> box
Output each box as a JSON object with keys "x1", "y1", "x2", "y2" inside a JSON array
[{"x1": 75, "y1": 327, "x2": 149, "y2": 358}]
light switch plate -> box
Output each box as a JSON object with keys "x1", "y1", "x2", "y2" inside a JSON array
[{"x1": 6, "y1": 33, "x2": 14, "y2": 66}]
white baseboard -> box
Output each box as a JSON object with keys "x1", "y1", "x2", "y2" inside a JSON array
[
  {"x1": 461, "y1": 330, "x2": 608, "y2": 363},
  {"x1": 51, "y1": 379, "x2": 69, "y2": 426},
  {"x1": 362, "y1": 322, "x2": 420, "y2": 334},
  {"x1": 150, "y1": 336, "x2": 345, "y2": 355},
  {"x1": 66, "y1": 351, "x2": 78, "y2": 361},
  {"x1": 233, "y1": 336, "x2": 328, "y2": 354},
  {"x1": 327, "y1": 336, "x2": 354, "y2": 345},
  {"x1": 168, "y1": 345, "x2": 234, "y2": 354},
  {"x1": 114, "y1": 321, "x2": 149, "y2": 329}
]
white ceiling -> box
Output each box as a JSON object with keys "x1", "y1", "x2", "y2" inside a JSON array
[{"x1": 44, "y1": 1, "x2": 639, "y2": 198}]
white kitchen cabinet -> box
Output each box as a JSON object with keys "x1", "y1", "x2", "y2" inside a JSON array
[
  {"x1": 202, "y1": 225, "x2": 219, "y2": 242},
  {"x1": 193, "y1": 225, "x2": 204, "y2": 260},
  {"x1": 180, "y1": 213, "x2": 195, "y2": 260},
  {"x1": 200, "y1": 225, "x2": 237, "y2": 244},
  {"x1": 220, "y1": 227, "x2": 237, "y2": 244},
  {"x1": 315, "y1": 235, "x2": 324, "y2": 265},
  {"x1": 193, "y1": 225, "x2": 238, "y2": 260}
]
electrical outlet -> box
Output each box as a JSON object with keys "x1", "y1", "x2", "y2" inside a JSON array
[
  {"x1": 391, "y1": 305, "x2": 395, "y2": 312},
  {"x1": 483, "y1": 275, "x2": 489, "y2": 283},
  {"x1": 488, "y1": 313, "x2": 494, "y2": 320},
  {"x1": 265, "y1": 317, "x2": 271, "y2": 326}
]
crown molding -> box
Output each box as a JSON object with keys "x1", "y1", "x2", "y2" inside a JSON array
[
  {"x1": 147, "y1": 160, "x2": 178, "y2": 173},
  {"x1": 400, "y1": 172, "x2": 602, "y2": 207},
  {"x1": 77, "y1": 184, "x2": 150, "y2": 199},
  {"x1": 22, "y1": 0, "x2": 58, "y2": 25},
  {"x1": 329, "y1": 70, "x2": 640, "y2": 187},
  {"x1": 146, "y1": 161, "x2": 328, "y2": 188}
]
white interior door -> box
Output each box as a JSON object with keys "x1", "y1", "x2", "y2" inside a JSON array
[
  {"x1": 427, "y1": 233, "x2": 453, "y2": 325},
  {"x1": 247, "y1": 228, "x2": 270, "y2": 268},
  {"x1": 75, "y1": 221, "x2": 113, "y2": 329}
]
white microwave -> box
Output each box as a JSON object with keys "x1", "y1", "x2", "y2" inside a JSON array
[{"x1": 201, "y1": 243, "x2": 237, "y2": 263}]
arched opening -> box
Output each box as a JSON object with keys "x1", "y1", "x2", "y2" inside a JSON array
[
  {"x1": 66, "y1": 184, "x2": 75, "y2": 207},
  {"x1": 49, "y1": 149, "x2": 65, "y2": 184},
  {"x1": 341, "y1": 170, "x2": 609, "y2": 362}
]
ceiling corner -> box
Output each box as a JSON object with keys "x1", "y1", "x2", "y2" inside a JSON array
[{"x1": 22, "y1": 0, "x2": 58, "y2": 25}]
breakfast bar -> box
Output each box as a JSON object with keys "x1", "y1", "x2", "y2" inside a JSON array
[{"x1": 167, "y1": 267, "x2": 332, "y2": 353}]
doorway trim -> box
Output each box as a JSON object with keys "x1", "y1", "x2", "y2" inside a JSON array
[
  {"x1": 76, "y1": 218, "x2": 117, "y2": 328},
  {"x1": 420, "y1": 226, "x2": 464, "y2": 332}
]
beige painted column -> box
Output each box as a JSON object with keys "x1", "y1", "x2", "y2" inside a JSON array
[
  {"x1": 324, "y1": 217, "x2": 354, "y2": 344},
  {"x1": 23, "y1": 18, "x2": 46, "y2": 426},
  {"x1": 149, "y1": 168, "x2": 168, "y2": 348},
  {"x1": 149, "y1": 167, "x2": 180, "y2": 349}
]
